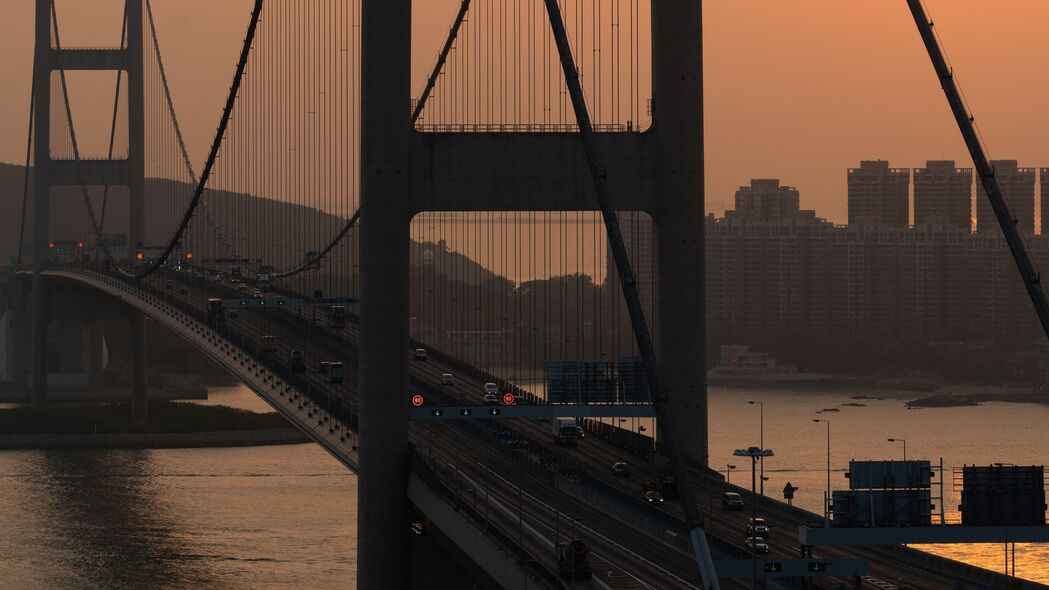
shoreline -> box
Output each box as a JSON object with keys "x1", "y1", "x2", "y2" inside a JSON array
[{"x1": 0, "y1": 428, "x2": 310, "y2": 450}]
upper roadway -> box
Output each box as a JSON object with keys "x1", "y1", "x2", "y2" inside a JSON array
[{"x1": 47, "y1": 264, "x2": 1043, "y2": 590}]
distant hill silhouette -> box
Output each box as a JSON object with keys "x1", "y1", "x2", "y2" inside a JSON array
[{"x1": 0, "y1": 161, "x2": 498, "y2": 285}]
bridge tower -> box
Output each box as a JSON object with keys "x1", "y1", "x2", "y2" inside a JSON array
[
  {"x1": 358, "y1": 1, "x2": 704, "y2": 587},
  {"x1": 31, "y1": 0, "x2": 148, "y2": 420}
]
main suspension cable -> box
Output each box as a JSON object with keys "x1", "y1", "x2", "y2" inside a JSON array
[
  {"x1": 122, "y1": 0, "x2": 265, "y2": 280},
  {"x1": 541, "y1": 0, "x2": 714, "y2": 585}
]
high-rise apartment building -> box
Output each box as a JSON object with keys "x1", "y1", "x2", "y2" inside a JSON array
[
  {"x1": 914, "y1": 160, "x2": 973, "y2": 231},
  {"x1": 975, "y1": 160, "x2": 1034, "y2": 234},
  {"x1": 847, "y1": 160, "x2": 910, "y2": 228},
  {"x1": 729, "y1": 179, "x2": 812, "y2": 222},
  {"x1": 704, "y1": 168, "x2": 1049, "y2": 346}
]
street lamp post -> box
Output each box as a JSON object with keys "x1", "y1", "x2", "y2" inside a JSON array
[
  {"x1": 813, "y1": 419, "x2": 831, "y2": 525},
  {"x1": 734, "y1": 446, "x2": 774, "y2": 590},
  {"x1": 888, "y1": 438, "x2": 907, "y2": 461},
  {"x1": 726, "y1": 463, "x2": 736, "y2": 483},
  {"x1": 748, "y1": 401, "x2": 765, "y2": 496}
]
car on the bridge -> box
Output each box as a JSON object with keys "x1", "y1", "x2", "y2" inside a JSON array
[
  {"x1": 440, "y1": 373, "x2": 454, "y2": 386},
  {"x1": 483, "y1": 393, "x2": 498, "y2": 405},
  {"x1": 744, "y1": 536, "x2": 769, "y2": 554},
  {"x1": 492, "y1": 429, "x2": 511, "y2": 438},
  {"x1": 319, "y1": 361, "x2": 331, "y2": 374},
  {"x1": 644, "y1": 490, "x2": 664, "y2": 505},
  {"x1": 612, "y1": 462, "x2": 631, "y2": 477},
  {"x1": 414, "y1": 348, "x2": 428, "y2": 361},
  {"x1": 262, "y1": 335, "x2": 277, "y2": 353},
  {"x1": 289, "y1": 349, "x2": 306, "y2": 373},
  {"x1": 179, "y1": 287, "x2": 189, "y2": 296},
  {"x1": 722, "y1": 491, "x2": 744, "y2": 510},
  {"x1": 482, "y1": 382, "x2": 498, "y2": 396},
  {"x1": 746, "y1": 517, "x2": 770, "y2": 538},
  {"x1": 228, "y1": 309, "x2": 239, "y2": 319}
]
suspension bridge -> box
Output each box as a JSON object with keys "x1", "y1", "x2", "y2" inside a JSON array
[{"x1": 7, "y1": 1, "x2": 1048, "y2": 588}]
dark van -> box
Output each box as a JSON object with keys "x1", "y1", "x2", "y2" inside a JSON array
[{"x1": 722, "y1": 491, "x2": 744, "y2": 511}]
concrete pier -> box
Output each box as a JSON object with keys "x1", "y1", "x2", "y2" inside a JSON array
[
  {"x1": 358, "y1": 1, "x2": 411, "y2": 587},
  {"x1": 130, "y1": 311, "x2": 148, "y2": 424}
]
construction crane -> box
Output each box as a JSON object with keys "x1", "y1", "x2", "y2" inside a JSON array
[{"x1": 907, "y1": 0, "x2": 1049, "y2": 341}]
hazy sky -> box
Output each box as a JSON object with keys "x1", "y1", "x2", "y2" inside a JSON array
[{"x1": 3, "y1": 1, "x2": 1049, "y2": 224}]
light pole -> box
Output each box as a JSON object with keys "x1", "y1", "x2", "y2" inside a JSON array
[
  {"x1": 813, "y1": 418, "x2": 831, "y2": 524},
  {"x1": 888, "y1": 437, "x2": 907, "y2": 461},
  {"x1": 726, "y1": 463, "x2": 736, "y2": 483},
  {"x1": 735, "y1": 446, "x2": 774, "y2": 590},
  {"x1": 748, "y1": 401, "x2": 765, "y2": 496}
]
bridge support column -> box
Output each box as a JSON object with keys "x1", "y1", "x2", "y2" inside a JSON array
[
  {"x1": 127, "y1": 0, "x2": 146, "y2": 258},
  {"x1": 653, "y1": 0, "x2": 707, "y2": 466},
  {"x1": 87, "y1": 320, "x2": 106, "y2": 387},
  {"x1": 30, "y1": 0, "x2": 52, "y2": 410},
  {"x1": 58, "y1": 320, "x2": 83, "y2": 375},
  {"x1": 358, "y1": 1, "x2": 411, "y2": 588},
  {"x1": 130, "y1": 311, "x2": 148, "y2": 423}
]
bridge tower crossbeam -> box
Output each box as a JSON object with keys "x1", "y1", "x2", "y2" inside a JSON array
[
  {"x1": 358, "y1": 1, "x2": 704, "y2": 587},
  {"x1": 31, "y1": 0, "x2": 148, "y2": 420}
]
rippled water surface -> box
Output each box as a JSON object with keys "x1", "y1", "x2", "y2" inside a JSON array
[
  {"x1": 0, "y1": 440, "x2": 357, "y2": 588},
  {"x1": 1, "y1": 384, "x2": 1046, "y2": 586}
]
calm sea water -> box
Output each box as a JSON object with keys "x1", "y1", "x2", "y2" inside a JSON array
[{"x1": 0, "y1": 384, "x2": 1046, "y2": 586}]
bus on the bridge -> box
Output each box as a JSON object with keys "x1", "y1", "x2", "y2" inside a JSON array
[{"x1": 208, "y1": 298, "x2": 224, "y2": 323}]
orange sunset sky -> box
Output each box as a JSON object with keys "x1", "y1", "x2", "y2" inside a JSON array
[{"x1": 2, "y1": 1, "x2": 1048, "y2": 224}]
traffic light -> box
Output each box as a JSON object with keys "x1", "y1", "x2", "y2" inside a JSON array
[
  {"x1": 459, "y1": 409, "x2": 473, "y2": 417},
  {"x1": 488, "y1": 408, "x2": 501, "y2": 416},
  {"x1": 807, "y1": 562, "x2": 829, "y2": 573},
  {"x1": 764, "y1": 563, "x2": 783, "y2": 573}
]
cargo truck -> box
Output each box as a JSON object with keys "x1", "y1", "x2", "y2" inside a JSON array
[{"x1": 552, "y1": 417, "x2": 579, "y2": 446}]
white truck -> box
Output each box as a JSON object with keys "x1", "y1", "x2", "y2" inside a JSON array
[{"x1": 552, "y1": 417, "x2": 579, "y2": 446}]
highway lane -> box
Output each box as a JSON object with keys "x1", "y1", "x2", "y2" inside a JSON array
[
  {"x1": 147, "y1": 268, "x2": 709, "y2": 589},
  {"x1": 146, "y1": 267, "x2": 1040, "y2": 589}
]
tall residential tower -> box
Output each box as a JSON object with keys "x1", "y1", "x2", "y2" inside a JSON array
[
  {"x1": 914, "y1": 160, "x2": 973, "y2": 230},
  {"x1": 848, "y1": 160, "x2": 910, "y2": 227}
]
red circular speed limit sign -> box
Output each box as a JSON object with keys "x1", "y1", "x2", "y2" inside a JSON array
[
  {"x1": 501, "y1": 392, "x2": 516, "y2": 406},
  {"x1": 410, "y1": 393, "x2": 425, "y2": 407}
]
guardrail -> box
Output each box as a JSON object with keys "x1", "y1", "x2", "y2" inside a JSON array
[{"x1": 410, "y1": 447, "x2": 566, "y2": 589}]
